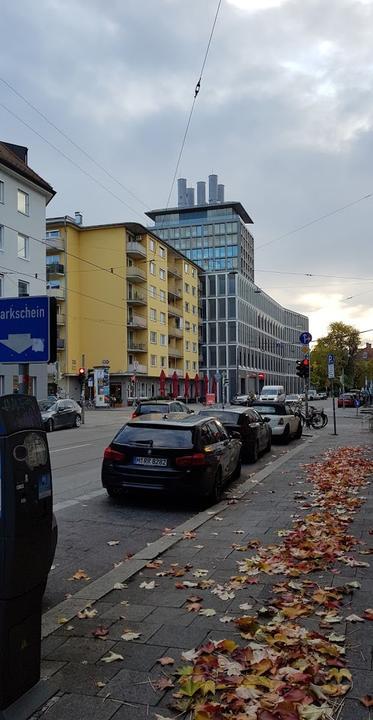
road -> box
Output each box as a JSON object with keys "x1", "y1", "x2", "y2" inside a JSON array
[{"x1": 44, "y1": 401, "x2": 366, "y2": 610}]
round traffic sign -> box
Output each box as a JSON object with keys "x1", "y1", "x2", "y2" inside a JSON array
[{"x1": 299, "y1": 331, "x2": 312, "y2": 345}]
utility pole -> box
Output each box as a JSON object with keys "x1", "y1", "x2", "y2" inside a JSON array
[{"x1": 81, "y1": 354, "x2": 85, "y2": 425}]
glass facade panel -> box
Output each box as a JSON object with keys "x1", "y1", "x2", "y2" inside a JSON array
[
  {"x1": 218, "y1": 275, "x2": 226, "y2": 295},
  {"x1": 209, "y1": 346, "x2": 217, "y2": 366},
  {"x1": 228, "y1": 345, "x2": 236, "y2": 366},
  {"x1": 218, "y1": 322, "x2": 226, "y2": 343},
  {"x1": 228, "y1": 298, "x2": 236, "y2": 319},
  {"x1": 208, "y1": 323, "x2": 216, "y2": 343},
  {"x1": 218, "y1": 298, "x2": 226, "y2": 319},
  {"x1": 208, "y1": 275, "x2": 216, "y2": 295},
  {"x1": 208, "y1": 298, "x2": 216, "y2": 320}
]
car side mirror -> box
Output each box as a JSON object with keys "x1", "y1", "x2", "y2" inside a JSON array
[{"x1": 263, "y1": 417, "x2": 271, "y2": 423}]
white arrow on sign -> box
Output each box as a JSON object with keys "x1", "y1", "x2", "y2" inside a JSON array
[{"x1": 0, "y1": 334, "x2": 44, "y2": 354}]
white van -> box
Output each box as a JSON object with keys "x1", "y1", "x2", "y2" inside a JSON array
[{"x1": 259, "y1": 385, "x2": 286, "y2": 402}]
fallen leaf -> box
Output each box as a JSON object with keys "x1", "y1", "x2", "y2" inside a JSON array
[
  {"x1": 362, "y1": 608, "x2": 373, "y2": 620},
  {"x1": 360, "y1": 695, "x2": 373, "y2": 708},
  {"x1": 239, "y1": 603, "x2": 253, "y2": 611},
  {"x1": 214, "y1": 516, "x2": 223, "y2": 521},
  {"x1": 113, "y1": 582, "x2": 127, "y2": 590},
  {"x1": 198, "y1": 608, "x2": 216, "y2": 617},
  {"x1": 107, "y1": 540, "x2": 120, "y2": 546},
  {"x1": 92, "y1": 626, "x2": 109, "y2": 638},
  {"x1": 121, "y1": 630, "x2": 141, "y2": 641},
  {"x1": 139, "y1": 580, "x2": 155, "y2": 590},
  {"x1": 193, "y1": 569, "x2": 209, "y2": 577},
  {"x1": 96, "y1": 681, "x2": 106, "y2": 688},
  {"x1": 154, "y1": 677, "x2": 174, "y2": 691},
  {"x1": 181, "y1": 648, "x2": 199, "y2": 661},
  {"x1": 220, "y1": 615, "x2": 235, "y2": 623},
  {"x1": 101, "y1": 651, "x2": 124, "y2": 663},
  {"x1": 346, "y1": 613, "x2": 365, "y2": 622},
  {"x1": 57, "y1": 617, "x2": 69, "y2": 625},
  {"x1": 77, "y1": 608, "x2": 98, "y2": 619},
  {"x1": 183, "y1": 531, "x2": 197, "y2": 539},
  {"x1": 346, "y1": 580, "x2": 361, "y2": 589},
  {"x1": 69, "y1": 569, "x2": 90, "y2": 581},
  {"x1": 186, "y1": 602, "x2": 201, "y2": 613},
  {"x1": 157, "y1": 656, "x2": 175, "y2": 666},
  {"x1": 145, "y1": 560, "x2": 163, "y2": 569}
]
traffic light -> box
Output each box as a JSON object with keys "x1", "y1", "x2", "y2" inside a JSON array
[
  {"x1": 296, "y1": 360, "x2": 303, "y2": 378},
  {"x1": 302, "y1": 358, "x2": 310, "y2": 379},
  {"x1": 78, "y1": 367, "x2": 86, "y2": 385}
]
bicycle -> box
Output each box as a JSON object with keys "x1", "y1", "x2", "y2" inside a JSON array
[{"x1": 296, "y1": 405, "x2": 328, "y2": 429}]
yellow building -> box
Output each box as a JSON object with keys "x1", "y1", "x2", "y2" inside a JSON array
[{"x1": 45, "y1": 214, "x2": 200, "y2": 404}]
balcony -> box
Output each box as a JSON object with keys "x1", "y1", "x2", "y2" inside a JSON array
[
  {"x1": 127, "y1": 314, "x2": 147, "y2": 329},
  {"x1": 168, "y1": 326, "x2": 183, "y2": 338},
  {"x1": 57, "y1": 314, "x2": 65, "y2": 325},
  {"x1": 57, "y1": 338, "x2": 65, "y2": 350},
  {"x1": 45, "y1": 235, "x2": 64, "y2": 251},
  {"x1": 168, "y1": 368, "x2": 184, "y2": 378},
  {"x1": 47, "y1": 287, "x2": 65, "y2": 300},
  {"x1": 47, "y1": 262, "x2": 65, "y2": 276},
  {"x1": 127, "y1": 241, "x2": 146, "y2": 259},
  {"x1": 167, "y1": 265, "x2": 182, "y2": 279},
  {"x1": 127, "y1": 341, "x2": 147, "y2": 352},
  {"x1": 128, "y1": 362, "x2": 147, "y2": 375},
  {"x1": 168, "y1": 346, "x2": 183, "y2": 358},
  {"x1": 126, "y1": 265, "x2": 146, "y2": 283},
  {"x1": 168, "y1": 287, "x2": 182, "y2": 300},
  {"x1": 168, "y1": 303, "x2": 182, "y2": 318},
  {"x1": 127, "y1": 291, "x2": 146, "y2": 305}
]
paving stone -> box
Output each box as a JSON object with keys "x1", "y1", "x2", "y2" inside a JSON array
[
  {"x1": 98, "y1": 668, "x2": 164, "y2": 705},
  {"x1": 105, "y1": 642, "x2": 166, "y2": 671},
  {"x1": 40, "y1": 693, "x2": 119, "y2": 720},
  {"x1": 340, "y1": 698, "x2": 372, "y2": 720},
  {"x1": 46, "y1": 637, "x2": 115, "y2": 663},
  {"x1": 100, "y1": 602, "x2": 155, "y2": 622},
  {"x1": 109, "y1": 620, "x2": 160, "y2": 643},
  {"x1": 51, "y1": 661, "x2": 120, "y2": 695},
  {"x1": 40, "y1": 660, "x2": 66, "y2": 679},
  {"x1": 111, "y1": 704, "x2": 175, "y2": 719},
  {"x1": 147, "y1": 605, "x2": 196, "y2": 627},
  {"x1": 42, "y1": 635, "x2": 68, "y2": 659},
  {"x1": 149, "y1": 622, "x2": 208, "y2": 648},
  {"x1": 55, "y1": 617, "x2": 116, "y2": 638}
]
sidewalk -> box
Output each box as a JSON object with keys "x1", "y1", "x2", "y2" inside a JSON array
[{"x1": 23, "y1": 420, "x2": 373, "y2": 720}]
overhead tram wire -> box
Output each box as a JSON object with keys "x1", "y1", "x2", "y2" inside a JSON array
[
  {"x1": 164, "y1": 0, "x2": 222, "y2": 210},
  {"x1": 0, "y1": 101, "x2": 147, "y2": 223},
  {"x1": 0, "y1": 76, "x2": 149, "y2": 211}
]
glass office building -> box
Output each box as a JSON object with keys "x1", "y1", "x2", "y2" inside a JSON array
[{"x1": 147, "y1": 175, "x2": 308, "y2": 398}]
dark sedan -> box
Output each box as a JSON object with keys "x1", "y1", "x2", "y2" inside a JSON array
[
  {"x1": 131, "y1": 399, "x2": 193, "y2": 418},
  {"x1": 198, "y1": 407, "x2": 271, "y2": 462},
  {"x1": 102, "y1": 414, "x2": 242, "y2": 505},
  {"x1": 38, "y1": 399, "x2": 82, "y2": 432}
]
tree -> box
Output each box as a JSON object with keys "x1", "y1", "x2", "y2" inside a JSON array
[{"x1": 311, "y1": 322, "x2": 360, "y2": 389}]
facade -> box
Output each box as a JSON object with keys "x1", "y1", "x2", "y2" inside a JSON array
[
  {"x1": 147, "y1": 175, "x2": 309, "y2": 398},
  {"x1": 0, "y1": 141, "x2": 55, "y2": 398},
  {"x1": 45, "y1": 216, "x2": 200, "y2": 403}
]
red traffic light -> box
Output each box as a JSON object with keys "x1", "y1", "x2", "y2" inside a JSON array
[
  {"x1": 258, "y1": 373, "x2": 265, "y2": 380},
  {"x1": 78, "y1": 367, "x2": 85, "y2": 376},
  {"x1": 303, "y1": 359, "x2": 309, "y2": 366}
]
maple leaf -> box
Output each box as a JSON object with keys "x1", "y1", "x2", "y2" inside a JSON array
[
  {"x1": 92, "y1": 626, "x2": 109, "y2": 638},
  {"x1": 327, "y1": 668, "x2": 352, "y2": 683},
  {"x1": 77, "y1": 608, "x2": 98, "y2": 619},
  {"x1": 154, "y1": 677, "x2": 175, "y2": 691},
  {"x1": 187, "y1": 602, "x2": 201, "y2": 613},
  {"x1": 113, "y1": 582, "x2": 127, "y2": 590},
  {"x1": 183, "y1": 531, "x2": 197, "y2": 539},
  {"x1": 298, "y1": 704, "x2": 332, "y2": 720},
  {"x1": 346, "y1": 613, "x2": 365, "y2": 622},
  {"x1": 220, "y1": 615, "x2": 235, "y2": 623},
  {"x1": 145, "y1": 560, "x2": 163, "y2": 569},
  {"x1": 181, "y1": 648, "x2": 199, "y2": 661},
  {"x1": 193, "y1": 569, "x2": 209, "y2": 577},
  {"x1": 199, "y1": 608, "x2": 216, "y2": 617},
  {"x1": 157, "y1": 656, "x2": 175, "y2": 666},
  {"x1": 69, "y1": 569, "x2": 90, "y2": 581},
  {"x1": 362, "y1": 608, "x2": 373, "y2": 620},
  {"x1": 121, "y1": 630, "x2": 141, "y2": 641},
  {"x1": 107, "y1": 540, "x2": 120, "y2": 546},
  {"x1": 139, "y1": 580, "x2": 155, "y2": 590},
  {"x1": 101, "y1": 651, "x2": 124, "y2": 663},
  {"x1": 360, "y1": 695, "x2": 373, "y2": 708}
]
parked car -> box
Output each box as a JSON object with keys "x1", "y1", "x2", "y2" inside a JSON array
[
  {"x1": 101, "y1": 414, "x2": 242, "y2": 505},
  {"x1": 337, "y1": 393, "x2": 355, "y2": 408},
  {"x1": 252, "y1": 401, "x2": 302, "y2": 443},
  {"x1": 285, "y1": 394, "x2": 303, "y2": 409},
  {"x1": 198, "y1": 407, "x2": 271, "y2": 462},
  {"x1": 231, "y1": 394, "x2": 256, "y2": 406},
  {"x1": 259, "y1": 385, "x2": 286, "y2": 402},
  {"x1": 38, "y1": 399, "x2": 82, "y2": 432},
  {"x1": 131, "y1": 400, "x2": 194, "y2": 418}
]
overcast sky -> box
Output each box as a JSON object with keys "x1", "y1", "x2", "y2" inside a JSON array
[{"x1": 1, "y1": 0, "x2": 372, "y2": 344}]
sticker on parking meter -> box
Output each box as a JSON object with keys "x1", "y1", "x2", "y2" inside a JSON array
[{"x1": 38, "y1": 472, "x2": 51, "y2": 499}]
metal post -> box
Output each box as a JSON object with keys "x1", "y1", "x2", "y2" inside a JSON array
[
  {"x1": 331, "y1": 380, "x2": 337, "y2": 435},
  {"x1": 304, "y1": 343, "x2": 309, "y2": 419},
  {"x1": 18, "y1": 363, "x2": 30, "y2": 395},
  {"x1": 81, "y1": 354, "x2": 85, "y2": 425}
]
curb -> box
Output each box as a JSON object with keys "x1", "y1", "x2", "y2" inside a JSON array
[{"x1": 42, "y1": 436, "x2": 314, "y2": 638}]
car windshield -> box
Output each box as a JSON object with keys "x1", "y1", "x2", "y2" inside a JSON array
[
  {"x1": 137, "y1": 404, "x2": 169, "y2": 415},
  {"x1": 254, "y1": 405, "x2": 284, "y2": 415},
  {"x1": 286, "y1": 395, "x2": 299, "y2": 401},
  {"x1": 261, "y1": 388, "x2": 280, "y2": 396},
  {"x1": 199, "y1": 411, "x2": 239, "y2": 424},
  {"x1": 114, "y1": 426, "x2": 194, "y2": 448},
  {"x1": 38, "y1": 400, "x2": 56, "y2": 411}
]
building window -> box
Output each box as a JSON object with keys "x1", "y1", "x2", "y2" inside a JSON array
[
  {"x1": 191, "y1": 267, "x2": 196, "y2": 277},
  {"x1": 186, "y1": 360, "x2": 190, "y2": 370},
  {"x1": 159, "y1": 268, "x2": 166, "y2": 280},
  {"x1": 186, "y1": 340, "x2": 190, "y2": 351},
  {"x1": 185, "y1": 302, "x2": 190, "y2": 313},
  {"x1": 208, "y1": 298, "x2": 216, "y2": 320},
  {"x1": 0, "y1": 181, "x2": 4, "y2": 203},
  {"x1": 149, "y1": 239, "x2": 155, "y2": 252},
  {"x1": 192, "y1": 305, "x2": 197, "y2": 315},
  {"x1": 150, "y1": 261, "x2": 156, "y2": 275},
  {"x1": 192, "y1": 342, "x2": 197, "y2": 352},
  {"x1": 0, "y1": 375, "x2": 4, "y2": 394},
  {"x1": 184, "y1": 262, "x2": 189, "y2": 273},
  {"x1": 218, "y1": 298, "x2": 226, "y2": 320},
  {"x1": 17, "y1": 189, "x2": 29, "y2": 215},
  {"x1": 161, "y1": 356, "x2": 167, "y2": 367},
  {"x1": 192, "y1": 286, "x2": 196, "y2": 296},
  {"x1": 150, "y1": 331, "x2": 157, "y2": 344},
  {"x1": 228, "y1": 273, "x2": 236, "y2": 294},
  {"x1": 150, "y1": 307, "x2": 157, "y2": 321},
  {"x1": 18, "y1": 279, "x2": 29, "y2": 297},
  {"x1": 160, "y1": 311, "x2": 166, "y2": 324},
  {"x1": 0, "y1": 225, "x2": 3, "y2": 251},
  {"x1": 149, "y1": 285, "x2": 156, "y2": 297},
  {"x1": 209, "y1": 324, "x2": 216, "y2": 343},
  {"x1": 159, "y1": 246, "x2": 165, "y2": 258},
  {"x1": 150, "y1": 354, "x2": 157, "y2": 367},
  {"x1": 160, "y1": 289, "x2": 166, "y2": 302},
  {"x1": 192, "y1": 323, "x2": 197, "y2": 333},
  {"x1": 209, "y1": 346, "x2": 216, "y2": 366},
  {"x1": 228, "y1": 345, "x2": 236, "y2": 365},
  {"x1": 208, "y1": 275, "x2": 216, "y2": 296},
  {"x1": 228, "y1": 298, "x2": 236, "y2": 319},
  {"x1": 185, "y1": 320, "x2": 190, "y2": 331},
  {"x1": 218, "y1": 346, "x2": 227, "y2": 366},
  {"x1": 228, "y1": 322, "x2": 236, "y2": 342},
  {"x1": 160, "y1": 334, "x2": 167, "y2": 346},
  {"x1": 218, "y1": 275, "x2": 226, "y2": 295},
  {"x1": 185, "y1": 283, "x2": 190, "y2": 293},
  {"x1": 17, "y1": 233, "x2": 29, "y2": 259},
  {"x1": 193, "y1": 361, "x2": 197, "y2": 370}
]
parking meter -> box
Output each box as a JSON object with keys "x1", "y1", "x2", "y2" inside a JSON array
[{"x1": 0, "y1": 394, "x2": 56, "y2": 709}]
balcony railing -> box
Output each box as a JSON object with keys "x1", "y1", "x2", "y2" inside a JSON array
[
  {"x1": 127, "y1": 291, "x2": 147, "y2": 305},
  {"x1": 168, "y1": 347, "x2": 183, "y2": 358},
  {"x1": 47, "y1": 263, "x2": 65, "y2": 275},
  {"x1": 57, "y1": 338, "x2": 65, "y2": 349},
  {"x1": 127, "y1": 241, "x2": 146, "y2": 258},
  {"x1": 126, "y1": 265, "x2": 146, "y2": 282},
  {"x1": 127, "y1": 314, "x2": 147, "y2": 328},
  {"x1": 47, "y1": 287, "x2": 65, "y2": 299},
  {"x1": 167, "y1": 287, "x2": 182, "y2": 300},
  {"x1": 167, "y1": 265, "x2": 182, "y2": 278},
  {"x1": 128, "y1": 362, "x2": 147, "y2": 374},
  {"x1": 168, "y1": 368, "x2": 184, "y2": 378},
  {"x1": 168, "y1": 303, "x2": 182, "y2": 317},
  {"x1": 127, "y1": 341, "x2": 147, "y2": 352},
  {"x1": 45, "y1": 235, "x2": 64, "y2": 251},
  {"x1": 56, "y1": 314, "x2": 65, "y2": 325},
  {"x1": 168, "y1": 326, "x2": 183, "y2": 338}
]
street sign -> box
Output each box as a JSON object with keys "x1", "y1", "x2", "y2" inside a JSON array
[
  {"x1": 0, "y1": 296, "x2": 54, "y2": 363},
  {"x1": 327, "y1": 353, "x2": 335, "y2": 379},
  {"x1": 299, "y1": 331, "x2": 312, "y2": 345},
  {"x1": 328, "y1": 353, "x2": 335, "y2": 364}
]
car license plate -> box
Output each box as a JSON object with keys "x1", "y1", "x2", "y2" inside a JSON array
[{"x1": 133, "y1": 456, "x2": 168, "y2": 467}]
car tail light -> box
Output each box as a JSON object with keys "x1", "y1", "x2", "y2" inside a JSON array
[
  {"x1": 175, "y1": 452, "x2": 208, "y2": 467},
  {"x1": 104, "y1": 447, "x2": 126, "y2": 462},
  {"x1": 131, "y1": 411, "x2": 137, "y2": 419},
  {"x1": 278, "y1": 418, "x2": 284, "y2": 425}
]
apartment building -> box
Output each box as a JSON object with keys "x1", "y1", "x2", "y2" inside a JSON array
[
  {"x1": 147, "y1": 174, "x2": 309, "y2": 397},
  {"x1": 0, "y1": 141, "x2": 55, "y2": 397},
  {"x1": 45, "y1": 216, "x2": 200, "y2": 403}
]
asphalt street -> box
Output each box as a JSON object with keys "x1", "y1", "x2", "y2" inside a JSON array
[{"x1": 44, "y1": 400, "x2": 366, "y2": 611}]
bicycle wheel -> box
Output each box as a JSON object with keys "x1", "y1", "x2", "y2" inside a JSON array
[
  {"x1": 321, "y1": 413, "x2": 328, "y2": 428},
  {"x1": 311, "y1": 414, "x2": 323, "y2": 429}
]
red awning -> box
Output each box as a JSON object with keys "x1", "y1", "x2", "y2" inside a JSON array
[
  {"x1": 172, "y1": 371, "x2": 178, "y2": 399},
  {"x1": 159, "y1": 369, "x2": 166, "y2": 397},
  {"x1": 184, "y1": 373, "x2": 190, "y2": 398}
]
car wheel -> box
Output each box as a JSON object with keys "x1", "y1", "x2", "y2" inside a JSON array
[
  {"x1": 208, "y1": 469, "x2": 223, "y2": 505},
  {"x1": 47, "y1": 419, "x2": 54, "y2": 433},
  {"x1": 248, "y1": 440, "x2": 259, "y2": 463},
  {"x1": 232, "y1": 459, "x2": 241, "y2": 480},
  {"x1": 74, "y1": 414, "x2": 81, "y2": 428},
  {"x1": 265, "y1": 434, "x2": 272, "y2": 453},
  {"x1": 282, "y1": 425, "x2": 290, "y2": 444},
  {"x1": 106, "y1": 487, "x2": 123, "y2": 500},
  {"x1": 295, "y1": 421, "x2": 302, "y2": 439}
]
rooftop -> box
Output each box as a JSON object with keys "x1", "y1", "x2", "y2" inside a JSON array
[
  {"x1": 0, "y1": 141, "x2": 55, "y2": 200},
  {"x1": 146, "y1": 201, "x2": 253, "y2": 225}
]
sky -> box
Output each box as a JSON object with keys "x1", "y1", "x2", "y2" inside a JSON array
[{"x1": 0, "y1": 0, "x2": 372, "y2": 344}]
